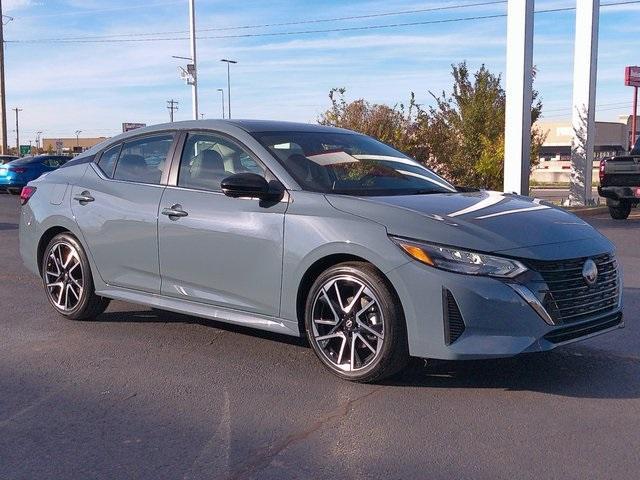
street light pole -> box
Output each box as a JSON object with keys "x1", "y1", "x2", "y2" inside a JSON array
[
  {"x1": 217, "y1": 88, "x2": 225, "y2": 119},
  {"x1": 188, "y1": 0, "x2": 198, "y2": 120},
  {"x1": 36, "y1": 130, "x2": 42, "y2": 150},
  {"x1": 220, "y1": 59, "x2": 237, "y2": 119},
  {"x1": 12, "y1": 107, "x2": 21, "y2": 155},
  {"x1": 75, "y1": 130, "x2": 82, "y2": 148}
]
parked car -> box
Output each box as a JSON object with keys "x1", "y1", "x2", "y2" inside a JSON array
[
  {"x1": 18, "y1": 120, "x2": 623, "y2": 382},
  {"x1": 0, "y1": 155, "x2": 70, "y2": 194},
  {"x1": 598, "y1": 137, "x2": 640, "y2": 219},
  {"x1": 0, "y1": 155, "x2": 19, "y2": 165}
]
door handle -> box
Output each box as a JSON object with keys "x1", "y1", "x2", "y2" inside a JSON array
[
  {"x1": 161, "y1": 204, "x2": 188, "y2": 219},
  {"x1": 73, "y1": 191, "x2": 94, "y2": 204}
]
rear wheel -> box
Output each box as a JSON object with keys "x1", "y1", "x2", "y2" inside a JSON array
[
  {"x1": 609, "y1": 201, "x2": 631, "y2": 220},
  {"x1": 304, "y1": 262, "x2": 408, "y2": 383},
  {"x1": 42, "y1": 233, "x2": 110, "y2": 320}
]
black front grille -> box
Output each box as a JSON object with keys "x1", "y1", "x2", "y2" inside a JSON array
[
  {"x1": 544, "y1": 312, "x2": 623, "y2": 344},
  {"x1": 526, "y1": 253, "x2": 620, "y2": 324},
  {"x1": 443, "y1": 289, "x2": 465, "y2": 345}
]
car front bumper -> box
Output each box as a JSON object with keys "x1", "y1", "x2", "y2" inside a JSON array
[{"x1": 386, "y1": 256, "x2": 624, "y2": 361}]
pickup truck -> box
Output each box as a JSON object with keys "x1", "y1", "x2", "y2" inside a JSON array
[{"x1": 598, "y1": 138, "x2": 640, "y2": 219}]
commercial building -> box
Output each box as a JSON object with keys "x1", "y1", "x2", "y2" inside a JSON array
[
  {"x1": 532, "y1": 116, "x2": 639, "y2": 183},
  {"x1": 42, "y1": 137, "x2": 107, "y2": 154}
]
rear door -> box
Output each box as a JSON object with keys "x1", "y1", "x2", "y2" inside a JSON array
[
  {"x1": 157, "y1": 131, "x2": 288, "y2": 316},
  {"x1": 71, "y1": 133, "x2": 177, "y2": 294}
]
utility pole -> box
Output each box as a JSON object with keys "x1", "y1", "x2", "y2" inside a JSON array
[
  {"x1": 0, "y1": 0, "x2": 8, "y2": 155},
  {"x1": 188, "y1": 0, "x2": 198, "y2": 120},
  {"x1": 220, "y1": 59, "x2": 237, "y2": 119},
  {"x1": 167, "y1": 99, "x2": 179, "y2": 122},
  {"x1": 12, "y1": 107, "x2": 21, "y2": 155},
  {"x1": 217, "y1": 88, "x2": 225, "y2": 119}
]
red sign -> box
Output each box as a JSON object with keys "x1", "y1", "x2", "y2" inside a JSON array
[{"x1": 625, "y1": 66, "x2": 640, "y2": 87}]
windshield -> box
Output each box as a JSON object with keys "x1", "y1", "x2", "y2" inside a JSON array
[{"x1": 253, "y1": 131, "x2": 455, "y2": 196}]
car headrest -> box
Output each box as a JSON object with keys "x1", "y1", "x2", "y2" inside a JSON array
[{"x1": 200, "y1": 150, "x2": 225, "y2": 171}]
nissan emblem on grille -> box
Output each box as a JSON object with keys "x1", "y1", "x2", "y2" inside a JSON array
[{"x1": 582, "y1": 259, "x2": 598, "y2": 286}]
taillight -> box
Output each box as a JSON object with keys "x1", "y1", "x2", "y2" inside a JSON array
[
  {"x1": 20, "y1": 186, "x2": 37, "y2": 205},
  {"x1": 599, "y1": 158, "x2": 607, "y2": 183},
  {"x1": 9, "y1": 167, "x2": 26, "y2": 174}
]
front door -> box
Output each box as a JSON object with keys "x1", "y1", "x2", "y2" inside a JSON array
[
  {"x1": 158, "y1": 131, "x2": 287, "y2": 316},
  {"x1": 71, "y1": 133, "x2": 175, "y2": 293}
]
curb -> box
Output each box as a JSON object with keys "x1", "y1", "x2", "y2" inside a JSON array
[{"x1": 561, "y1": 206, "x2": 609, "y2": 217}]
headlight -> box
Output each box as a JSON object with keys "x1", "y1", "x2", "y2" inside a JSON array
[{"x1": 390, "y1": 236, "x2": 528, "y2": 278}]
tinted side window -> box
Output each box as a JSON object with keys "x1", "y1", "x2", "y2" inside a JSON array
[
  {"x1": 97, "y1": 144, "x2": 121, "y2": 178},
  {"x1": 113, "y1": 135, "x2": 173, "y2": 185},
  {"x1": 178, "y1": 133, "x2": 266, "y2": 191}
]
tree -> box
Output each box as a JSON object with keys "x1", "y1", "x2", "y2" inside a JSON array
[{"x1": 318, "y1": 62, "x2": 546, "y2": 191}]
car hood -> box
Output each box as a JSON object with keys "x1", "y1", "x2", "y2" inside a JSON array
[{"x1": 326, "y1": 190, "x2": 611, "y2": 257}]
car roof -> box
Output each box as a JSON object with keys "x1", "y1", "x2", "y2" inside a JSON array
[
  {"x1": 76, "y1": 119, "x2": 362, "y2": 160},
  {"x1": 107, "y1": 120, "x2": 355, "y2": 143}
]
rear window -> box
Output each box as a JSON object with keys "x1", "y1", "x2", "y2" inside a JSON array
[
  {"x1": 97, "y1": 144, "x2": 121, "y2": 178},
  {"x1": 10, "y1": 156, "x2": 37, "y2": 165},
  {"x1": 113, "y1": 135, "x2": 173, "y2": 184}
]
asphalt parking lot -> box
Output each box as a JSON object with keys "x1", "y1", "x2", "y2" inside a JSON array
[{"x1": 1, "y1": 193, "x2": 639, "y2": 480}]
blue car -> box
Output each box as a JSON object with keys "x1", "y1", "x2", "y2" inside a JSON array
[{"x1": 0, "y1": 155, "x2": 70, "y2": 194}]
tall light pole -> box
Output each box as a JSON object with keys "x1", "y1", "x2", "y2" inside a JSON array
[
  {"x1": 0, "y1": 0, "x2": 8, "y2": 155},
  {"x1": 12, "y1": 107, "x2": 21, "y2": 155},
  {"x1": 36, "y1": 130, "x2": 42, "y2": 150},
  {"x1": 75, "y1": 130, "x2": 82, "y2": 147},
  {"x1": 220, "y1": 59, "x2": 237, "y2": 118},
  {"x1": 188, "y1": 0, "x2": 198, "y2": 120},
  {"x1": 217, "y1": 88, "x2": 225, "y2": 119}
]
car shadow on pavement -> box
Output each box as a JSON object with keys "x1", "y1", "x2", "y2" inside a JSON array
[
  {"x1": 95, "y1": 308, "x2": 309, "y2": 348},
  {"x1": 95, "y1": 305, "x2": 639, "y2": 400},
  {"x1": 385, "y1": 347, "x2": 640, "y2": 399}
]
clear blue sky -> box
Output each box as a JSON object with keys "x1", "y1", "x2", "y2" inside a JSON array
[{"x1": 3, "y1": 0, "x2": 639, "y2": 143}]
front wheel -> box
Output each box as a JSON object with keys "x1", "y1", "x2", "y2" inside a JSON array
[
  {"x1": 609, "y1": 201, "x2": 631, "y2": 220},
  {"x1": 304, "y1": 262, "x2": 408, "y2": 383},
  {"x1": 42, "y1": 233, "x2": 110, "y2": 320}
]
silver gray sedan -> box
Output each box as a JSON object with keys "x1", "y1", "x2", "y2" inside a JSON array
[{"x1": 19, "y1": 120, "x2": 623, "y2": 382}]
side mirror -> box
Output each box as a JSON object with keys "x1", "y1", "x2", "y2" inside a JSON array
[{"x1": 221, "y1": 172, "x2": 270, "y2": 199}]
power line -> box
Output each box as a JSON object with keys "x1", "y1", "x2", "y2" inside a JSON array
[
  {"x1": 7, "y1": 1, "x2": 509, "y2": 41},
  {"x1": 543, "y1": 100, "x2": 633, "y2": 113},
  {"x1": 5, "y1": 0, "x2": 640, "y2": 45},
  {"x1": 14, "y1": 1, "x2": 181, "y2": 19}
]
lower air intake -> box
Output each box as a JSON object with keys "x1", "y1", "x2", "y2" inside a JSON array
[{"x1": 443, "y1": 289, "x2": 465, "y2": 345}]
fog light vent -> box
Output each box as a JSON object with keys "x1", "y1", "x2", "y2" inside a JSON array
[{"x1": 443, "y1": 289, "x2": 465, "y2": 345}]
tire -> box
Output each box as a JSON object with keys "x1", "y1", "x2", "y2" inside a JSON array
[
  {"x1": 609, "y1": 201, "x2": 631, "y2": 220},
  {"x1": 304, "y1": 261, "x2": 409, "y2": 383},
  {"x1": 41, "y1": 232, "x2": 110, "y2": 320},
  {"x1": 8, "y1": 188, "x2": 20, "y2": 195}
]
